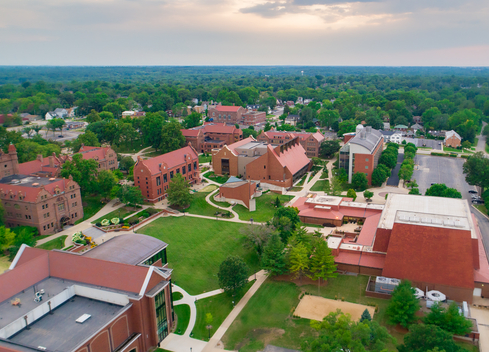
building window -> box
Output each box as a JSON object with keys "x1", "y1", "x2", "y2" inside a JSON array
[
  {"x1": 58, "y1": 204, "x2": 65, "y2": 211},
  {"x1": 170, "y1": 171, "x2": 174, "y2": 179},
  {"x1": 157, "y1": 176, "x2": 161, "y2": 186},
  {"x1": 193, "y1": 161, "x2": 197, "y2": 170},
  {"x1": 164, "y1": 174, "x2": 168, "y2": 183},
  {"x1": 182, "y1": 166, "x2": 186, "y2": 175},
  {"x1": 176, "y1": 168, "x2": 180, "y2": 174},
  {"x1": 155, "y1": 288, "x2": 168, "y2": 342},
  {"x1": 365, "y1": 158, "x2": 369, "y2": 162},
  {"x1": 365, "y1": 166, "x2": 368, "y2": 169}
]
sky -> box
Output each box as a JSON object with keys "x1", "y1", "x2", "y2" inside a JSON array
[{"x1": 0, "y1": 0, "x2": 488, "y2": 66}]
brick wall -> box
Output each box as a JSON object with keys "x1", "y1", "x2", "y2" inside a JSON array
[{"x1": 212, "y1": 147, "x2": 239, "y2": 176}]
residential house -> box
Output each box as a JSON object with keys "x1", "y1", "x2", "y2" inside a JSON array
[
  {"x1": 394, "y1": 124, "x2": 409, "y2": 133},
  {"x1": 381, "y1": 131, "x2": 402, "y2": 144},
  {"x1": 0, "y1": 233, "x2": 174, "y2": 351},
  {"x1": 133, "y1": 145, "x2": 200, "y2": 203},
  {"x1": 444, "y1": 130, "x2": 462, "y2": 148}
]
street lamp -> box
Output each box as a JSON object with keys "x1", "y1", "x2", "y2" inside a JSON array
[{"x1": 250, "y1": 217, "x2": 253, "y2": 225}]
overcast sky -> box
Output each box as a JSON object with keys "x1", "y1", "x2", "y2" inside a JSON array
[{"x1": 0, "y1": 0, "x2": 488, "y2": 66}]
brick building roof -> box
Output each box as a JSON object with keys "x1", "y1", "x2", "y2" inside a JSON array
[
  {"x1": 269, "y1": 142, "x2": 310, "y2": 175},
  {"x1": 227, "y1": 137, "x2": 256, "y2": 155},
  {"x1": 0, "y1": 175, "x2": 76, "y2": 202},
  {"x1": 140, "y1": 145, "x2": 198, "y2": 175},
  {"x1": 181, "y1": 123, "x2": 241, "y2": 136},
  {"x1": 78, "y1": 145, "x2": 113, "y2": 161},
  {"x1": 261, "y1": 130, "x2": 325, "y2": 143},
  {"x1": 211, "y1": 105, "x2": 242, "y2": 112}
]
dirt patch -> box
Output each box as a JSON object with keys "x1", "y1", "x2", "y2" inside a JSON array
[
  {"x1": 294, "y1": 295, "x2": 375, "y2": 322},
  {"x1": 199, "y1": 185, "x2": 218, "y2": 193},
  {"x1": 235, "y1": 328, "x2": 285, "y2": 350}
]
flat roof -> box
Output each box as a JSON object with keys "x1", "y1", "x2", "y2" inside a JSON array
[
  {"x1": 235, "y1": 141, "x2": 268, "y2": 150},
  {"x1": 306, "y1": 195, "x2": 343, "y2": 207},
  {"x1": 0, "y1": 174, "x2": 60, "y2": 187},
  {"x1": 379, "y1": 194, "x2": 476, "y2": 237},
  {"x1": 82, "y1": 234, "x2": 167, "y2": 265},
  {"x1": 9, "y1": 296, "x2": 127, "y2": 352}
]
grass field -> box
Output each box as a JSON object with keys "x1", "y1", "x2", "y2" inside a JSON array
[
  {"x1": 223, "y1": 280, "x2": 315, "y2": 352},
  {"x1": 288, "y1": 187, "x2": 303, "y2": 192},
  {"x1": 193, "y1": 281, "x2": 253, "y2": 341},
  {"x1": 310, "y1": 179, "x2": 330, "y2": 192},
  {"x1": 172, "y1": 292, "x2": 183, "y2": 301},
  {"x1": 474, "y1": 204, "x2": 488, "y2": 215},
  {"x1": 91, "y1": 206, "x2": 137, "y2": 224},
  {"x1": 199, "y1": 154, "x2": 212, "y2": 164},
  {"x1": 139, "y1": 217, "x2": 259, "y2": 294},
  {"x1": 0, "y1": 255, "x2": 10, "y2": 272},
  {"x1": 202, "y1": 171, "x2": 229, "y2": 184},
  {"x1": 81, "y1": 195, "x2": 106, "y2": 221},
  {"x1": 174, "y1": 304, "x2": 191, "y2": 335},
  {"x1": 233, "y1": 194, "x2": 293, "y2": 222},
  {"x1": 186, "y1": 192, "x2": 232, "y2": 218},
  {"x1": 296, "y1": 174, "x2": 307, "y2": 186},
  {"x1": 37, "y1": 235, "x2": 67, "y2": 250}
]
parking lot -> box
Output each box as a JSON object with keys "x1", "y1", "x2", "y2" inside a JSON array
[
  {"x1": 403, "y1": 138, "x2": 442, "y2": 150},
  {"x1": 413, "y1": 154, "x2": 476, "y2": 201}
]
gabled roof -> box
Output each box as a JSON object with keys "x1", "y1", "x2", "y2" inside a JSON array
[
  {"x1": 210, "y1": 105, "x2": 242, "y2": 112},
  {"x1": 0, "y1": 175, "x2": 76, "y2": 202},
  {"x1": 269, "y1": 141, "x2": 310, "y2": 175},
  {"x1": 445, "y1": 130, "x2": 461, "y2": 140},
  {"x1": 139, "y1": 145, "x2": 198, "y2": 174},
  {"x1": 77, "y1": 146, "x2": 113, "y2": 162}
]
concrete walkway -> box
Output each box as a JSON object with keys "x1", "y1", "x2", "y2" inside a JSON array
[
  {"x1": 160, "y1": 270, "x2": 268, "y2": 352},
  {"x1": 118, "y1": 146, "x2": 154, "y2": 162}
]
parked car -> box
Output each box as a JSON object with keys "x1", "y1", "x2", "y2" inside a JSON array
[
  {"x1": 468, "y1": 190, "x2": 478, "y2": 194},
  {"x1": 473, "y1": 199, "x2": 485, "y2": 204}
]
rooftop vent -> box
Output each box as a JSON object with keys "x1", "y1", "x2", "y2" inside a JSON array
[
  {"x1": 76, "y1": 314, "x2": 91, "y2": 324},
  {"x1": 37, "y1": 347, "x2": 46, "y2": 351},
  {"x1": 49, "y1": 178, "x2": 55, "y2": 181},
  {"x1": 32, "y1": 183, "x2": 39, "y2": 187},
  {"x1": 10, "y1": 179, "x2": 20, "y2": 184}
]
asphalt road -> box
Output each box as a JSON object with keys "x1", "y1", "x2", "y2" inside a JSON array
[
  {"x1": 413, "y1": 154, "x2": 476, "y2": 200},
  {"x1": 471, "y1": 208, "x2": 489, "y2": 261},
  {"x1": 476, "y1": 121, "x2": 487, "y2": 153},
  {"x1": 386, "y1": 153, "x2": 403, "y2": 186}
]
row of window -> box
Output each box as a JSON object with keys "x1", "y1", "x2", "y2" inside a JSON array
[{"x1": 43, "y1": 222, "x2": 55, "y2": 231}]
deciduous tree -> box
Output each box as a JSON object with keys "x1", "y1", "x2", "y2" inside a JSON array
[
  {"x1": 167, "y1": 173, "x2": 192, "y2": 209},
  {"x1": 386, "y1": 280, "x2": 420, "y2": 328},
  {"x1": 160, "y1": 122, "x2": 186, "y2": 154},
  {"x1": 218, "y1": 255, "x2": 249, "y2": 297}
]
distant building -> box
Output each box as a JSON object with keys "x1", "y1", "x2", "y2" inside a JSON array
[
  {"x1": 0, "y1": 233, "x2": 174, "y2": 351},
  {"x1": 339, "y1": 126, "x2": 383, "y2": 185},
  {"x1": 380, "y1": 131, "x2": 402, "y2": 144},
  {"x1": 75, "y1": 145, "x2": 118, "y2": 172},
  {"x1": 242, "y1": 111, "x2": 266, "y2": 126},
  {"x1": 181, "y1": 123, "x2": 243, "y2": 153},
  {"x1": 444, "y1": 130, "x2": 462, "y2": 148},
  {"x1": 134, "y1": 145, "x2": 200, "y2": 203},
  {"x1": 393, "y1": 124, "x2": 409, "y2": 132},
  {"x1": 45, "y1": 107, "x2": 76, "y2": 120},
  {"x1": 207, "y1": 105, "x2": 247, "y2": 125},
  {"x1": 257, "y1": 130, "x2": 325, "y2": 158}
]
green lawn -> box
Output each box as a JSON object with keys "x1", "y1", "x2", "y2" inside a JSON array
[
  {"x1": 486, "y1": 143, "x2": 489, "y2": 153},
  {"x1": 310, "y1": 179, "x2": 330, "y2": 192},
  {"x1": 223, "y1": 280, "x2": 315, "y2": 352},
  {"x1": 199, "y1": 154, "x2": 213, "y2": 163},
  {"x1": 186, "y1": 192, "x2": 232, "y2": 218},
  {"x1": 288, "y1": 186, "x2": 303, "y2": 192},
  {"x1": 233, "y1": 194, "x2": 293, "y2": 222},
  {"x1": 37, "y1": 236, "x2": 67, "y2": 250},
  {"x1": 202, "y1": 171, "x2": 229, "y2": 184},
  {"x1": 193, "y1": 281, "x2": 254, "y2": 341},
  {"x1": 174, "y1": 304, "x2": 191, "y2": 335},
  {"x1": 139, "y1": 217, "x2": 260, "y2": 294},
  {"x1": 172, "y1": 292, "x2": 183, "y2": 301},
  {"x1": 0, "y1": 255, "x2": 10, "y2": 273},
  {"x1": 81, "y1": 194, "x2": 106, "y2": 221},
  {"x1": 91, "y1": 206, "x2": 137, "y2": 224},
  {"x1": 474, "y1": 204, "x2": 488, "y2": 215},
  {"x1": 443, "y1": 146, "x2": 464, "y2": 153}
]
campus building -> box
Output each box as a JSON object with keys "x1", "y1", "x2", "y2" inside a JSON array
[
  {"x1": 75, "y1": 145, "x2": 118, "y2": 172},
  {"x1": 181, "y1": 123, "x2": 243, "y2": 153},
  {"x1": 444, "y1": 130, "x2": 462, "y2": 148},
  {"x1": 257, "y1": 130, "x2": 325, "y2": 158},
  {"x1": 134, "y1": 145, "x2": 200, "y2": 203},
  {"x1": 207, "y1": 105, "x2": 247, "y2": 125},
  {"x1": 216, "y1": 177, "x2": 259, "y2": 211},
  {"x1": 212, "y1": 137, "x2": 311, "y2": 191},
  {"x1": 241, "y1": 111, "x2": 266, "y2": 126},
  {"x1": 293, "y1": 193, "x2": 489, "y2": 303},
  {"x1": 0, "y1": 233, "x2": 174, "y2": 352},
  {"x1": 339, "y1": 126, "x2": 383, "y2": 185}
]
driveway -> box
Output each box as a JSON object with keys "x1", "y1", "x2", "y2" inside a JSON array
[
  {"x1": 412, "y1": 154, "x2": 476, "y2": 200},
  {"x1": 386, "y1": 153, "x2": 403, "y2": 186}
]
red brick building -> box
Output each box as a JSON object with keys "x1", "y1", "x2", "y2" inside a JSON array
[
  {"x1": 0, "y1": 233, "x2": 174, "y2": 352},
  {"x1": 217, "y1": 178, "x2": 258, "y2": 211},
  {"x1": 181, "y1": 123, "x2": 243, "y2": 153},
  {"x1": 444, "y1": 130, "x2": 462, "y2": 148},
  {"x1": 76, "y1": 145, "x2": 118, "y2": 172},
  {"x1": 293, "y1": 193, "x2": 489, "y2": 303},
  {"x1": 339, "y1": 127, "x2": 383, "y2": 185},
  {"x1": 134, "y1": 145, "x2": 200, "y2": 203},
  {"x1": 242, "y1": 111, "x2": 266, "y2": 126},
  {"x1": 212, "y1": 137, "x2": 311, "y2": 190},
  {"x1": 208, "y1": 105, "x2": 246, "y2": 124},
  {"x1": 257, "y1": 130, "x2": 325, "y2": 157}
]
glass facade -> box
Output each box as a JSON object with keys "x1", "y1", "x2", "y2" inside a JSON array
[
  {"x1": 155, "y1": 289, "x2": 168, "y2": 341},
  {"x1": 142, "y1": 248, "x2": 167, "y2": 266}
]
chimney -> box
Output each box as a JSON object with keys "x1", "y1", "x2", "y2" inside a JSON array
[
  {"x1": 37, "y1": 154, "x2": 43, "y2": 163},
  {"x1": 365, "y1": 126, "x2": 372, "y2": 134},
  {"x1": 49, "y1": 156, "x2": 54, "y2": 168}
]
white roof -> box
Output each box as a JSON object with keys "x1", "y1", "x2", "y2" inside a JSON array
[
  {"x1": 378, "y1": 194, "x2": 476, "y2": 238},
  {"x1": 445, "y1": 130, "x2": 461, "y2": 141}
]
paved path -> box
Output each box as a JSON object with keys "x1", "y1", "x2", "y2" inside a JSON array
[
  {"x1": 476, "y1": 121, "x2": 487, "y2": 154},
  {"x1": 386, "y1": 152, "x2": 404, "y2": 186},
  {"x1": 119, "y1": 146, "x2": 154, "y2": 161},
  {"x1": 160, "y1": 271, "x2": 268, "y2": 352}
]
